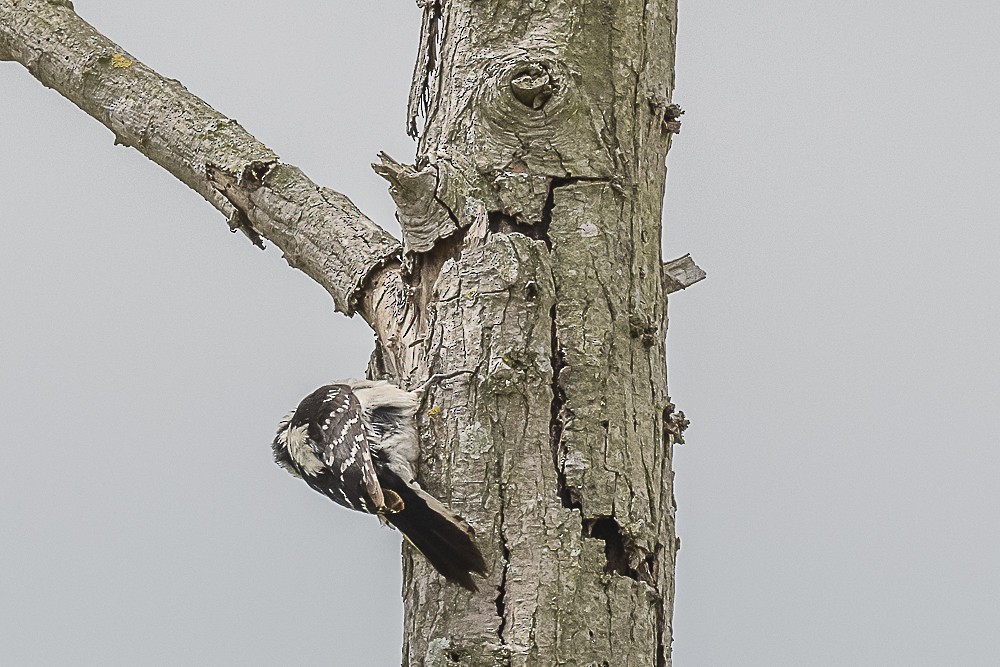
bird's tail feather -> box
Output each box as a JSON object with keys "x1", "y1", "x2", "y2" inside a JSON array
[{"x1": 380, "y1": 472, "x2": 487, "y2": 591}]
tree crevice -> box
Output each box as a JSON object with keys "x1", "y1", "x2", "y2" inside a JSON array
[
  {"x1": 495, "y1": 454, "x2": 511, "y2": 645},
  {"x1": 582, "y1": 516, "x2": 658, "y2": 588},
  {"x1": 205, "y1": 159, "x2": 277, "y2": 249},
  {"x1": 549, "y1": 303, "x2": 579, "y2": 512},
  {"x1": 487, "y1": 210, "x2": 549, "y2": 246}
]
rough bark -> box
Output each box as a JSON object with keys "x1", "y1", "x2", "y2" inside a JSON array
[
  {"x1": 3, "y1": 1, "x2": 699, "y2": 664},
  {"x1": 372, "y1": 1, "x2": 689, "y2": 665},
  {"x1": 0, "y1": 0, "x2": 400, "y2": 315}
]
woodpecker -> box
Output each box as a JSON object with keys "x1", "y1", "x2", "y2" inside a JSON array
[{"x1": 272, "y1": 379, "x2": 487, "y2": 591}]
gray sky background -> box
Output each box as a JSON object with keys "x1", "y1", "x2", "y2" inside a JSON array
[{"x1": 2, "y1": 2, "x2": 998, "y2": 665}]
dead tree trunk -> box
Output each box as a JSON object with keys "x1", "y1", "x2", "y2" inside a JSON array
[
  {"x1": 1, "y1": 1, "x2": 701, "y2": 664},
  {"x1": 375, "y1": 1, "x2": 692, "y2": 664}
]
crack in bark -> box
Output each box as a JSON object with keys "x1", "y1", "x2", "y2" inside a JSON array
[
  {"x1": 537, "y1": 177, "x2": 560, "y2": 244},
  {"x1": 542, "y1": 178, "x2": 660, "y2": 606},
  {"x1": 542, "y1": 176, "x2": 582, "y2": 512},
  {"x1": 549, "y1": 304, "x2": 579, "y2": 511},
  {"x1": 656, "y1": 598, "x2": 667, "y2": 667},
  {"x1": 486, "y1": 177, "x2": 609, "y2": 249},
  {"x1": 487, "y1": 211, "x2": 550, "y2": 247},
  {"x1": 495, "y1": 454, "x2": 511, "y2": 645},
  {"x1": 536, "y1": 173, "x2": 672, "y2": 666},
  {"x1": 205, "y1": 160, "x2": 277, "y2": 249}
]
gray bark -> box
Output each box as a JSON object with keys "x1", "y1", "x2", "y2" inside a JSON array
[
  {"x1": 2, "y1": 1, "x2": 700, "y2": 664},
  {"x1": 0, "y1": 0, "x2": 399, "y2": 315},
  {"x1": 378, "y1": 1, "x2": 691, "y2": 665}
]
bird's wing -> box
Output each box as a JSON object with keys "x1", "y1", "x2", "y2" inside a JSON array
[{"x1": 302, "y1": 384, "x2": 385, "y2": 512}]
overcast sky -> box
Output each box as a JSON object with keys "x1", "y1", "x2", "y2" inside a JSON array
[{"x1": 2, "y1": 2, "x2": 998, "y2": 665}]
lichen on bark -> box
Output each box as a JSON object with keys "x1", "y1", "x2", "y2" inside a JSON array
[{"x1": 379, "y1": 0, "x2": 684, "y2": 664}]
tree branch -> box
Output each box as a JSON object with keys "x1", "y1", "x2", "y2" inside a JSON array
[
  {"x1": 662, "y1": 254, "x2": 706, "y2": 294},
  {"x1": 0, "y1": 0, "x2": 401, "y2": 315}
]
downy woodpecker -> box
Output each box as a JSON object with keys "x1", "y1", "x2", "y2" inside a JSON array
[{"x1": 272, "y1": 379, "x2": 487, "y2": 591}]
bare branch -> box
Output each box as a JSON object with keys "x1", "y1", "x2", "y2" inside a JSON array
[
  {"x1": 0, "y1": 0, "x2": 400, "y2": 315},
  {"x1": 662, "y1": 254, "x2": 707, "y2": 294}
]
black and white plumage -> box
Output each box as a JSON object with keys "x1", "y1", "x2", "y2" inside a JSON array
[{"x1": 272, "y1": 379, "x2": 487, "y2": 591}]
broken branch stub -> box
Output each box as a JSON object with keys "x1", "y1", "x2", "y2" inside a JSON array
[
  {"x1": 372, "y1": 153, "x2": 458, "y2": 253},
  {"x1": 663, "y1": 254, "x2": 707, "y2": 294}
]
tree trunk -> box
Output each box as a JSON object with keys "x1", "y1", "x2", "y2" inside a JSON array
[
  {"x1": 1, "y1": 1, "x2": 701, "y2": 664},
  {"x1": 371, "y1": 1, "x2": 688, "y2": 664}
]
